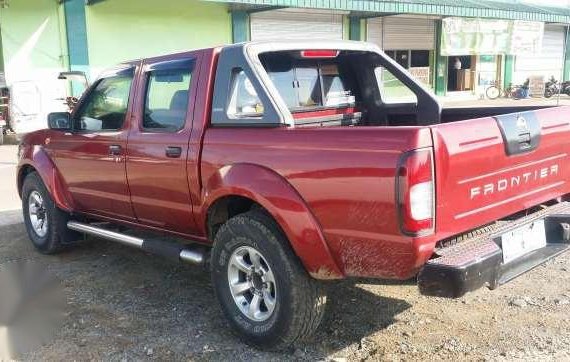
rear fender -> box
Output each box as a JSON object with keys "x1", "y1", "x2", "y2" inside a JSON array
[
  {"x1": 201, "y1": 163, "x2": 344, "y2": 279},
  {"x1": 18, "y1": 146, "x2": 73, "y2": 211}
]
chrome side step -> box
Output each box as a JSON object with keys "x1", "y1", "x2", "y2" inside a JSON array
[{"x1": 67, "y1": 221, "x2": 206, "y2": 265}]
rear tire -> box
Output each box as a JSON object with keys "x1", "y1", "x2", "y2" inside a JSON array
[
  {"x1": 22, "y1": 172, "x2": 78, "y2": 254},
  {"x1": 211, "y1": 210, "x2": 327, "y2": 350},
  {"x1": 486, "y1": 86, "x2": 501, "y2": 100},
  {"x1": 511, "y1": 87, "x2": 522, "y2": 100}
]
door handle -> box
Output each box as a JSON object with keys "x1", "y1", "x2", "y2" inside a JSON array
[
  {"x1": 165, "y1": 146, "x2": 182, "y2": 158},
  {"x1": 109, "y1": 144, "x2": 122, "y2": 156}
]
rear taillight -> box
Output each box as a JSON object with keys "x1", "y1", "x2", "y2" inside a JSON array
[{"x1": 396, "y1": 148, "x2": 435, "y2": 236}]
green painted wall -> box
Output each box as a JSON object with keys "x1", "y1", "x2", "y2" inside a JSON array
[
  {"x1": 85, "y1": 0, "x2": 231, "y2": 74},
  {"x1": 0, "y1": 0, "x2": 66, "y2": 83}
]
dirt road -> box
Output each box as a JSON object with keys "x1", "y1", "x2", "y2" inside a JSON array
[{"x1": 0, "y1": 211, "x2": 567, "y2": 361}]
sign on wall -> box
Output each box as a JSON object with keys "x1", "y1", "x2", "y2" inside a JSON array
[
  {"x1": 528, "y1": 75, "x2": 545, "y2": 97},
  {"x1": 441, "y1": 18, "x2": 544, "y2": 56},
  {"x1": 409, "y1": 67, "x2": 430, "y2": 85}
]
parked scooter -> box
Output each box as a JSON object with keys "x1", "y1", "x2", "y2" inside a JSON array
[{"x1": 544, "y1": 76, "x2": 560, "y2": 98}]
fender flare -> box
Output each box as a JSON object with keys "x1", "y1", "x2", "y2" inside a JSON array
[
  {"x1": 18, "y1": 146, "x2": 73, "y2": 212},
  {"x1": 200, "y1": 163, "x2": 344, "y2": 280}
]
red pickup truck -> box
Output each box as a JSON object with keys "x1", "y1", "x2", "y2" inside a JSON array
[{"x1": 17, "y1": 41, "x2": 570, "y2": 349}]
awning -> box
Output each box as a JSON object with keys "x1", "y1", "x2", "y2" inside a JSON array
[{"x1": 204, "y1": 0, "x2": 570, "y2": 23}]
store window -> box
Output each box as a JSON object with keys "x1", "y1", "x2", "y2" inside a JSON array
[
  {"x1": 411, "y1": 51, "x2": 430, "y2": 68},
  {"x1": 386, "y1": 50, "x2": 430, "y2": 69}
]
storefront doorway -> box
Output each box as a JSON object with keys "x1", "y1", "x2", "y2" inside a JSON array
[
  {"x1": 367, "y1": 15, "x2": 436, "y2": 88},
  {"x1": 447, "y1": 55, "x2": 473, "y2": 92}
]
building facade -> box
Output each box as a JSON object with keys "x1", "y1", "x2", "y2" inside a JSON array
[{"x1": 0, "y1": 0, "x2": 569, "y2": 132}]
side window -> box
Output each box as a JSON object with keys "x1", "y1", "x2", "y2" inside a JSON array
[
  {"x1": 75, "y1": 73, "x2": 133, "y2": 131},
  {"x1": 227, "y1": 69, "x2": 264, "y2": 118},
  {"x1": 143, "y1": 68, "x2": 192, "y2": 131},
  {"x1": 375, "y1": 66, "x2": 418, "y2": 104}
]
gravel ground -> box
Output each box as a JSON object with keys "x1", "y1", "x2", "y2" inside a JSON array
[{"x1": 0, "y1": 211, "x2": 569, "y2": 361}]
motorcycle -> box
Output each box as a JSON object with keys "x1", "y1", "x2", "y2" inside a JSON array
[
  {"x1": 544, "y1": 76, "x2": 560, "y2": 98},
  {"x1": 560, "y1": 80, "x2": 570, "y2": 96}
]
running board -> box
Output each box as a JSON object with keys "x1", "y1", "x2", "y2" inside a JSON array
[{"x1": 67, "y1": 221, "x2": 206, "y2": 265}]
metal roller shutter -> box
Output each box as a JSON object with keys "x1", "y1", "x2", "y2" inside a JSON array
[
  {"x1": 514, "y1": 25, "x2": 566, "y2": 83},
  {"x1": 366, "y1": 18, "x2": 383, "y2": 49},
  {"x1": 250, "y1": 9, "x2": 344, "y2": 41},
  {"x1": 383, "y1": 17, "x2": 436, "y2": 50}
]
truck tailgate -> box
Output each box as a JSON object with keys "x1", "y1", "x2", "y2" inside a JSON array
[{"x1": 430, "y1": 106, "x2": 570, "y2": 239}]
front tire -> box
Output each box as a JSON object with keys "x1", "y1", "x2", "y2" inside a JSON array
[
  {"x1": 22, "y1": 172, "x2": 78, "y2": 254},
  {"x1": 211, "y1": 210, "x2": 327, "y2": 350}
]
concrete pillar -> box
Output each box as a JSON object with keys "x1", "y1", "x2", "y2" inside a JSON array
[
  {"x1": 63, "y1": 0, "x2": 89, "y2": 71},
  {"x1": 562, "y1": 27, "x2": 570, "y2": 81},
  {"x1": 232, "y1": 10, "x2": 249, "y2": 43},
  {"x1": 503, "y1": 55, "x2": 514, "y2": 88},
  {"x1": 434, "y1": 20, "x2": 447, "y2": 96},
  {"x1": 63, "y1": 0, "x2": 89, "y2": 95},
  {"x1": 349, "y1": 16, "x2": 361, "y2": 41}
]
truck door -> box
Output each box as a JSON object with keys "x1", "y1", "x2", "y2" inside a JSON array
[
  {"x1": 48, "y1": 66, "x2": 137, "y2": 220},
  {"x1": 126, "y1": 54, "x2": 200, "y2": 234}
]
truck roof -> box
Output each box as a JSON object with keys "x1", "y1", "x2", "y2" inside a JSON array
[{"x1": 115, "y1": 40, "x2": 380, "y2": 68}]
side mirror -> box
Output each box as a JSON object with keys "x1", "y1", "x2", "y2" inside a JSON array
[{"x1": 47, "y1": 112, "x2": 71, "y2": 130}]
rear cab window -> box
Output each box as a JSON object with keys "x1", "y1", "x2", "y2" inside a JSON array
[
  {"x1": 261, "y1": 52, "x2": 358, "y2": 126},
  {"x1": 258, "y1": 49, "x2": 421, "y2": 127}
]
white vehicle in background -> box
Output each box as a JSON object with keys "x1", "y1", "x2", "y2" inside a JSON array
[
  {"x1": 0, "y1": 91, "x2": 7, "y2": 145},
  {"x1": 9, "y1": 80, "x2": 45, "y2": 139},
  {"x1": 9, "y1": 71, "x2": 88, "y2": 140},
  {"x1": 0, "y1": 117, "x2": 6, "y2": 145}
]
